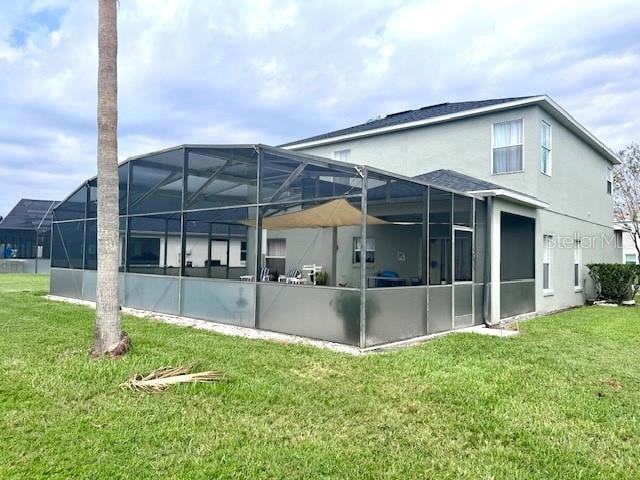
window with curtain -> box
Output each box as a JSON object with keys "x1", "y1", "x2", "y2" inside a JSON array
[
  {"x1": 492, "y1": 119, "x2": 523, "y2": 174},
  {"x1": 574, "y1": 239, "x2": 582, "y2": 289},
  {"x1": 540, "y1": 121, "x2": 552, "y2": 175},
  {"x1": 333, "y1": 149, "x2": 351, "y2": 163},
  {"x1": 353, "y1": 237, "x2": 375, "y2": 264},
  {"x1": 265, "y1": 238, "x2": 286, "y2": 279},
  {"x1": 267, "y1": 238, "x2": 286, "y2": 257},
  {"x1": 543, "y1": 235, "x2": 552, "y2": 291}
]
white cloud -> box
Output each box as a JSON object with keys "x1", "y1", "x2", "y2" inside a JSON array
[{"x1": 0, "y1": 0, "x2": 639, "y2": 215}]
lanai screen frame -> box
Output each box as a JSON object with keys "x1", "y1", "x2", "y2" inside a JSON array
[{"x1": 50, "y1": 144, "x2": 485, "y2": 348}]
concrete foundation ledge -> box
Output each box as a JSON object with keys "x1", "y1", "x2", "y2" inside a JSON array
[
  {"x1": 45, "y1": 294, "x2": 521, "y2": 354},
  {"x1": 45, "y1": 295, "x2": 363, "y2": 355}
]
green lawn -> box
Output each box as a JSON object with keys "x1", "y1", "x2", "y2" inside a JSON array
[{"x1": 1, "y1": 274, "x2": 639, "y2": 479}]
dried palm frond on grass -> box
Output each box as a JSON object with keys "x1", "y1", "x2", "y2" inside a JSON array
[{"x1": 120, "y1": 365, "x2": 224, "y2": 393}]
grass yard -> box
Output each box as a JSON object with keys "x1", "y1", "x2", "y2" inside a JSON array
[{"x1": 1, "y1": 274, "x2": 639, "y2": 479}]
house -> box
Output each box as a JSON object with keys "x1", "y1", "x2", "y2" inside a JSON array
[
  {"x1": 616, "y1": 222, "x2": 639, "y2": 264},
  {"x1": 0, "y1": 198, "x2": 58, "y2": 273},
  {"x1": 49, "y1": 95, "x2": 621, "y2": 350},
  {"x1": 282, "y1": 95, "x2": 622, "y2": 321}
]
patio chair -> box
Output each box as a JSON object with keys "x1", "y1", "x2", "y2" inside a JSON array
[
  {"x1": 259, "y1": 266, "x2": 271, "y2": 282},
  {"x1": 278, "y1": 268, "x2": 303, "y2": 284},
  {"x1": 240, "y1": 267, "x2": 270, "y2": 282}
]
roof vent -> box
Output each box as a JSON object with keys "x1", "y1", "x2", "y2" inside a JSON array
[
  {"x1": 385, "y1": 109, "x2": 414, "y2": 119},
  {"x1": 420, "y1": 102, "x2": 449, "y2": 110}
]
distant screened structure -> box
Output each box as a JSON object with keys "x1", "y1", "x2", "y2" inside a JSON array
[
  {"x1": 0, "y1": 198, "x2": 58, "y2": 259},
  {"x1": 50, "y1": 145, "x2": 487, "y2": 349}
]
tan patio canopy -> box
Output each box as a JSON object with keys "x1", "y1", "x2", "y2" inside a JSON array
[{"x1": 241, "y1": 198, "x2": 388, "y2": 230}]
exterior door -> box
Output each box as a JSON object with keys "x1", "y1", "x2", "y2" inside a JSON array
[
  {"x1": 453, "y1": 227, "x2": 473, "y2": 328},
  {"x1": 209, "y1": 239, "x2": 229, "y2": 278}
]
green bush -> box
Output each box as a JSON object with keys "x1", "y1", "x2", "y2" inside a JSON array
[
  {"x1": 587, "y1": 263, "x2": 640, "y2": 303},
  {"x1": 315, "y1": 270, "x2": 329, "y2": 286}
]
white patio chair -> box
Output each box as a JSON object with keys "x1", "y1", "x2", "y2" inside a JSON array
[
  {"x1": 278, "y1": 268, "x2": 302, "y2": 283},
  {"x1": 240, "y1": 267, "x2": 270, "y2": 282}
]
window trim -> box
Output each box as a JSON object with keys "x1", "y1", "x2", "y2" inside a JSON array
[
  {"x1": 352, "y1": 236, "x2": 375, "y2": 264},
  {"x1": 332, "y1": 149, "x2": 352, "y2": 163},
  {"x1": 625, "y1": 253, "x2": 638, "y2": 264},
  {"x1": 574, "y1": 239, "x2": 582, "y2": 292},
  {"x1": 543, "y1": 234, "x2": 553, "y2": 295},
  {"x1": 240, "y1": 240, "x2": 247, "y2": 266},
  {"x1": 540, "y1": 120, "x2": 552, "y2": 176},
  {"x1": 265, "y1": 238, "x2": 286, "y2": 259},
  {"x1": 491, "y1": 118, "x2": 525, "y2": 175}
]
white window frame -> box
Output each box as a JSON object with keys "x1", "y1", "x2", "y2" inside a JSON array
[
  {"x1": 540, "y1": 120, "x2": 552, "y2": 176},
  {"x1": 240, "y1": 240, "x2": 247, "y2": 266},
  {"x1": 625, "y1": 253, "x2": 637, "y2": 264},
  {"x1": 606, "y1": 167, "x2": 613, "y2": 195},
  {"x1": 333, "y1": 149, "x2": 352, "y2": 163},
  {"x1": 574, "y1": 239, "x2": 582, "y2": 291},
  {"x1": 353, "y1": 237, "x2": 375, "y2": 264},
  {"x1": 266, "y1": 238, "x2": 286, "y2": 259},
  {"x1": 543, "y1": 235, "x2": 553, "y2": 295},
  {"x1": 491, "y1": 118, "x2": 525, "y2": 175}
]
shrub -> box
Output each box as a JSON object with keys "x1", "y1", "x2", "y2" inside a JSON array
[
  {"x1": 587, "y1": 263, "x2": 640, "y2": 303},
  {"x1": 315, "y1": 270, "x2": 329, "y2": 286}
]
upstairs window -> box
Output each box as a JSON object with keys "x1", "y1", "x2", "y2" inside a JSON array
[
  {"x1": 333, "y1": 149, "x2": 351, "y2": 163},
  {"x1": 606, "y1": 167, "x2": 613, "y2": 195},
  {"x1": 540, "y1": 121, "x2": 552, "y2": 175},
  {"x1": 492, "y1": 119, "x2": 524, "y2": 174}
]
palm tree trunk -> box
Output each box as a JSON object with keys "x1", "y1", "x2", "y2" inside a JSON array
[{"x1": 93, "y1": 0, "x2": 127, "y2": 356}]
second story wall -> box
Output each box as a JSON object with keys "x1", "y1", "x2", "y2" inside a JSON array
[{"x1": 295, "y1": 105, "x2": 615, "y2": 227}]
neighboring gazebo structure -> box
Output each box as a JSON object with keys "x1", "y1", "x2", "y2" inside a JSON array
[
  {"x1": 0, "y1": 198, "x2": 58, "y2": 258},
  {"x1": 0, "y1": 198, "x2": 59, "y2": 273}
]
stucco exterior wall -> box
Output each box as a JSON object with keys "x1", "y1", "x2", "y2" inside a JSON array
[
  {"x1": 261, "y1": 224, "x2": 422, "y2": 288},
  {"x1": 296, "y1": 105, "x2": 613, "y2": 227},
  {"x1": 294, "y1": 105, "x2": 620, "y2": 315}
]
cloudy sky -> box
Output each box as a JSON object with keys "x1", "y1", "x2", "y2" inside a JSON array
[{"x1": 0, "y1": 0, "x2": 639, "y2": 215}]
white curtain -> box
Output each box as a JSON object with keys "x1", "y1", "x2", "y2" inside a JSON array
[
  {"x1": 493, "y1": 119, "x2": 523, "y2": 173},
  {"x1": 267, "y1": 238, "x2": 286, "y2": 257},
  {"x1": 333, "y1": 149, "x2": 351, "y2": 163}
]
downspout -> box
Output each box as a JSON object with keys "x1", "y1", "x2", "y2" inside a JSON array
[{"x1": 483, "y1": 195, "x2": 493, "y2": 326}]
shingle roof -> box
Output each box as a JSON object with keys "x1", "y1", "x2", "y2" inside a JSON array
[
  {"x1": 414, "y1": 169, "x2": 503, "y2": 193},
  {"x1": 0, "y1": 199, "x2": 60, "y2": 231},
  {"x1": 281, "y1": 97, "x2": 535, "y2": 147},
  {"x1": 415, "y1": 169, "x2": 545, "y2": 207}
]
